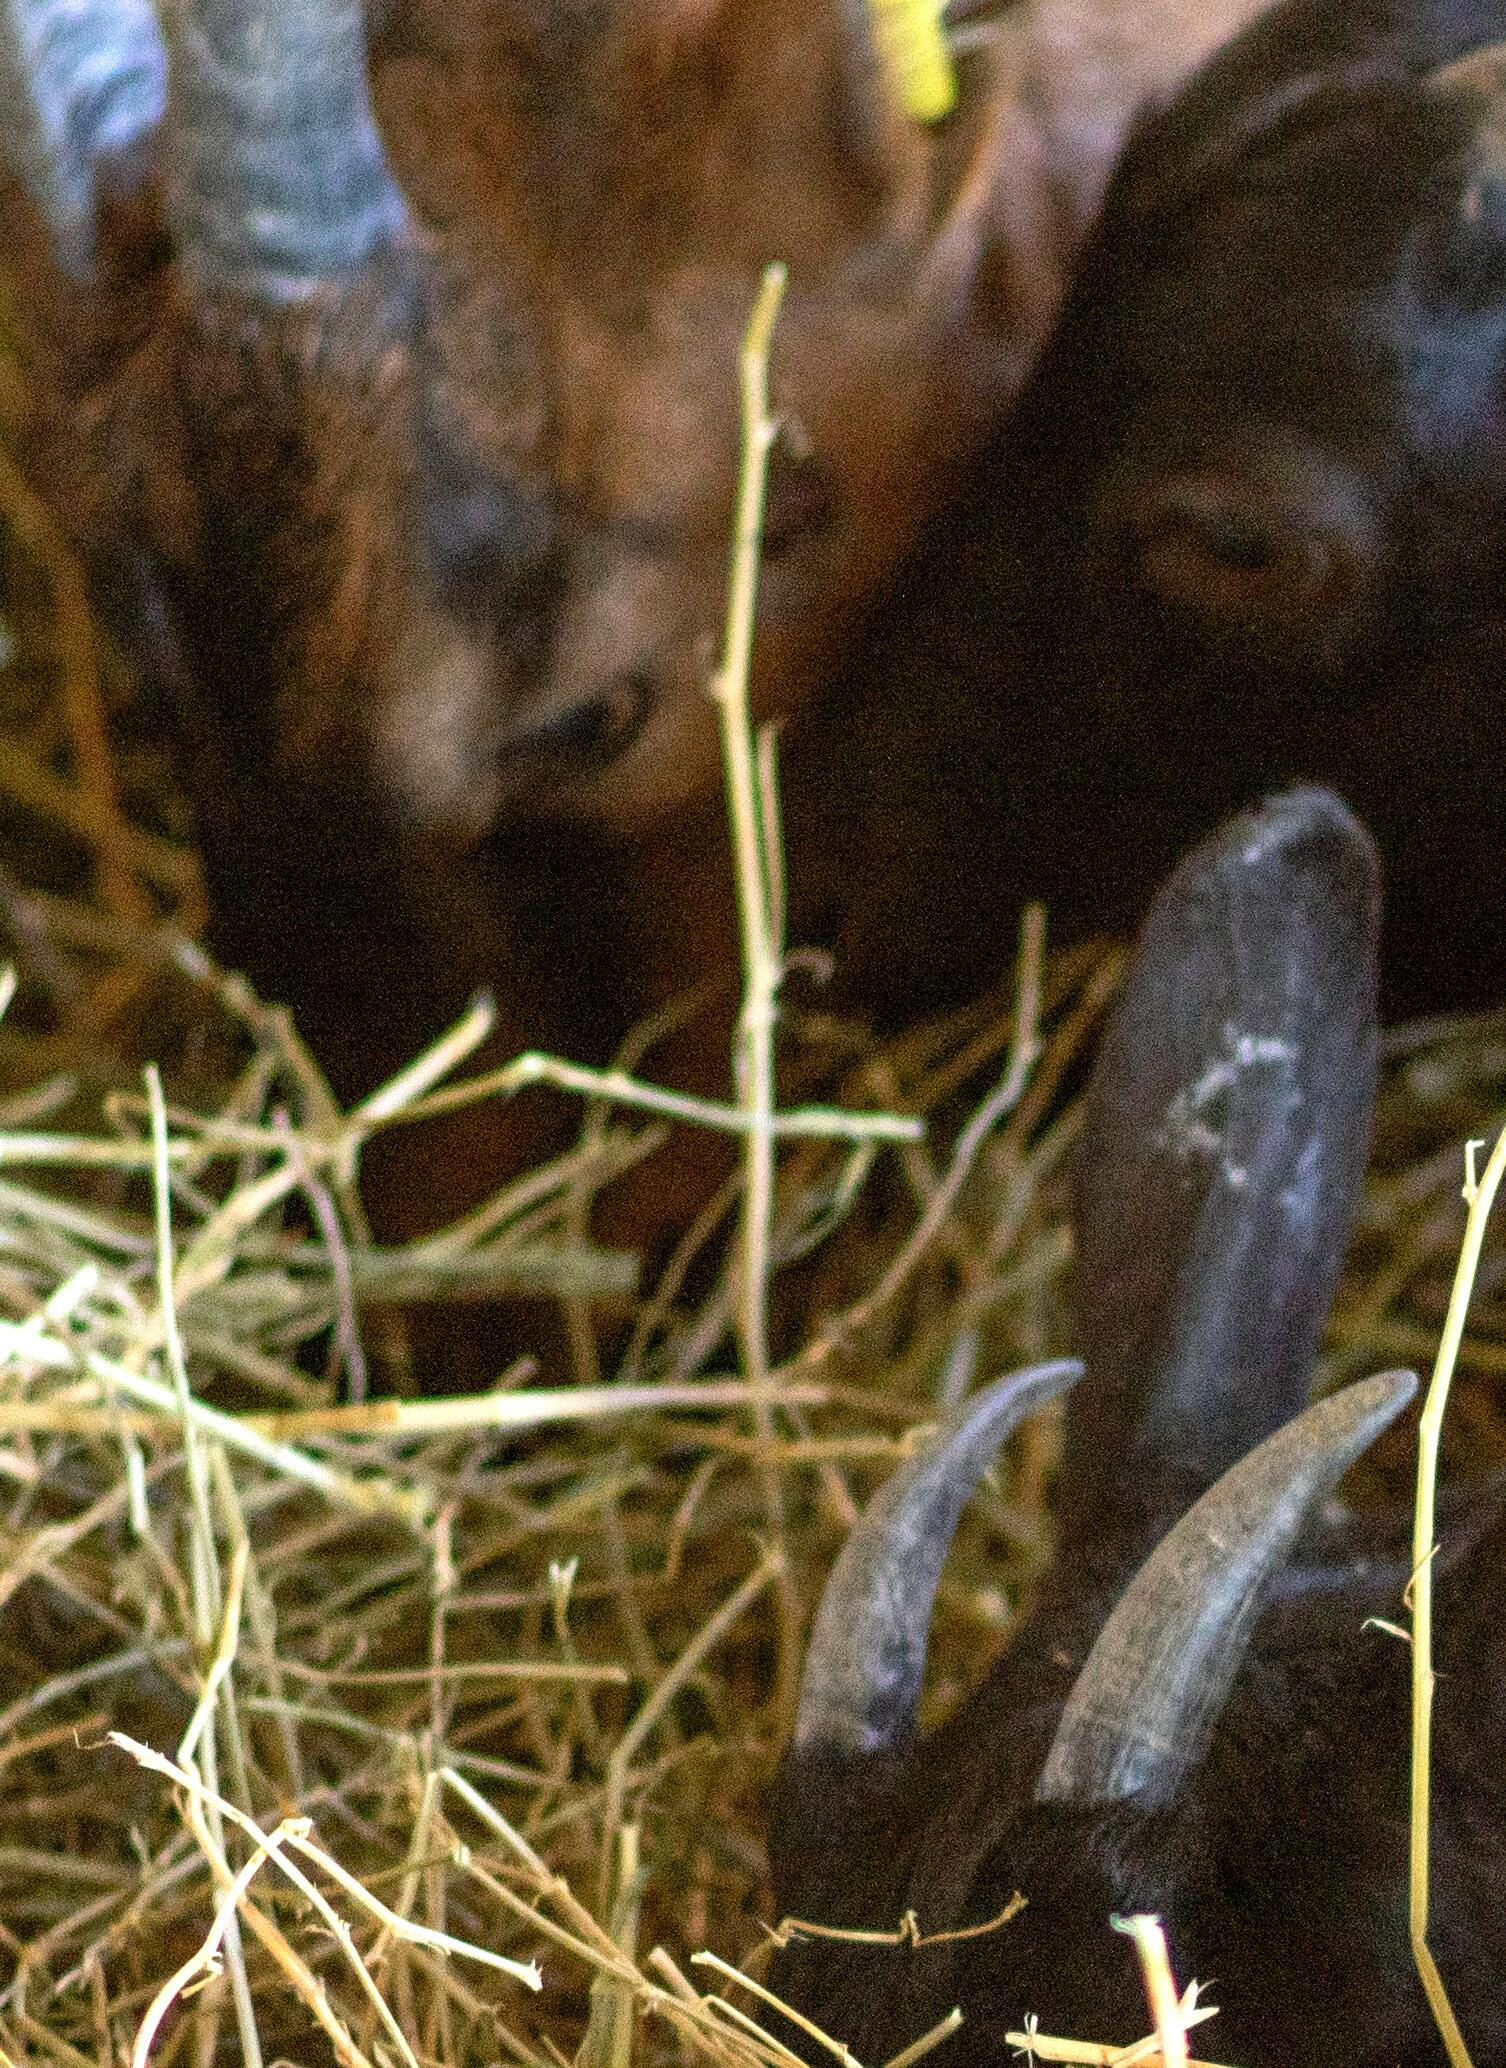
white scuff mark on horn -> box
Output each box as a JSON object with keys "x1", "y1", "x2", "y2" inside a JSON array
[
  {"x1": 1158, "y1": 1023, "x2": 1296, "y2": 1180},
  {"x1": 1278, "y1": 1129, "x2": 1326, "y2": 1238}
]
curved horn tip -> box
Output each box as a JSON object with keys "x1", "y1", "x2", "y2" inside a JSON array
[
  {"x1": 0, "y1": 0, "x2": 165, "y2": 272},
  {"x1": 791, "y1": 1357, "x2": 1083, "y2": 1762},
  {"x1": 1106, "y1": 783, "x2": 1380, "y2": 1064},
  {"x1": 1036, "y1": 1368, "x2": 1418, "y2": 1810},
  {"x1": 1210, "y1": 784, "x2": 1378, "y2": 903}
]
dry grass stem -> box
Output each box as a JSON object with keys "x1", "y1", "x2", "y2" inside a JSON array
[
  {"x1": 8, "y1": 242, "x2": 1506, "y2": 2068},
  {"x1": 768, "y1": 1896, "x2": 1026, "y2": 1952},
  {"x1": 1114, "y1": 1918, "x2": 1187, "y2": 2068},
  {"x1": 1406, "y1": 1130, "x2": 1504, "y2": 2068},
  {"x1": 708, "y1": 262, "x2": 798, "y2": 1724},
  {"x1": 878, "y1": 2006, "x2": 965, "y2": 2068},
  {"x1": 404, "y1": 1053, "x2": 922, "y2": 1146},
  {"x1": 1007, "y1": 2040, "x2": 1232, "y2": 2068}
]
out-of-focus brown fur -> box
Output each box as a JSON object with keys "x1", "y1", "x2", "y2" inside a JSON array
[
  {"x1": 0, "y1": 0, "x2": 1277, "y2": 1341},
  {"x1": 358, "y1": 0, "x2": 1064, "y2": 833}
]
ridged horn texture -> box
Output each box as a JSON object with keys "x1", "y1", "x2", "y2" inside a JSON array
[
  {"x1": 165, "y1": 0, "x2": 407, "y2": 304},
  {"x1": 0, "y1": 0, "x2": 165, "y2": 273},
  {"x1": 1036, "y1": 1367, "x2": 1418, "y2": 1808},
  {"x1": 1062, "y1": 787, "x2": 1379, "y2": 1518},
  {"x1": 792, "y1": 1359, "x2": 1082, "y2": 1760}
]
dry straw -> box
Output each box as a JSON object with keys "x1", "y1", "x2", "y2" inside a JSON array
[
  {"x1": 0, "y1": 264, "x2": 1102, "y2": 2068},
  {"x1": 2, "y1": 256, "x2": 1506, "y2": 2068}
]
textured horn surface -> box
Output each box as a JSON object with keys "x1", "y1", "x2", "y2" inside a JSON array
[
  {"x1": 1037, "y1": 1367, "x2": 1418, "y2": 1808},
  {"x1": 792, "y1": 1358, "x2": 1081, "y2": 1760},
  {"x1": 1063, "y1": 787, "x2": 1379, "y2": 1523},
  {"x1": 166, "y1": 0, "x2": 407, "y2": 303},
  {"x1": 0, "y1": 0, "x2": 165, "y2": 271}
]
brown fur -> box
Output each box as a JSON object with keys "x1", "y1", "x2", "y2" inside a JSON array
[
  {"x1": 2, "y1": 0, "x2": 1277, "y2": 1344},
  {"x1": 356, "y1": 0, "x2": 1065, "y2": 834}
]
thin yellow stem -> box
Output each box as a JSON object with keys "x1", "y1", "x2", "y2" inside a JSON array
[
  {"x1": 1408, "y1": 1128, "x2": 1504, "y2": 2068},
  {"x1": 708, "y1": 261, "x2": 801, "y2": 1723}
]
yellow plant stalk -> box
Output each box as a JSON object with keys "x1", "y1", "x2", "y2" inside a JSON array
[{"x1": 1409, "y1": 1126, "x2": 1506, "y2": 2068}]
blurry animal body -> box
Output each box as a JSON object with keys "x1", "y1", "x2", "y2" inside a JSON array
[
  {"x1": 768, "y1": 788, "x2": 1506, "y2": 2068},
  {"x1": 16, "y1": 0, "x2": 1504, "y2": 1292},
  {"x1": 3, "y1": 0, "x2": 1045, "y2": 1013},
  {"x1": 805, "y1": 0, "x2": 1506, "y2": 1024},
  {"x1": 0, "y1": 0, "x2": 1285, "y2": 1206}
]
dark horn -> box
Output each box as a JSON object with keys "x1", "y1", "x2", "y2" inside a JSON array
[
  {"x1": 1062, "y1": 786, "x2": 1380, "y2": 1527},
  {"x1": 793, "y1": 1359, "x2": 1082, "y2": 1761},
  {"x1": 1037, "y1": 1367, "x2": 1417, "y2": 1808},
  {"x1": 0, "y1": 0, "x2": 165, "y2": 274},
  {"x1": 165, "y1": 0, "x2": 407, "y2": 303}
]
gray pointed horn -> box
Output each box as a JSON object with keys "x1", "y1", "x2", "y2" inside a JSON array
[
  {"x1": 1037, "y1": 1367, "x2": 1417, "y2": 1808},
  {"x1": 793, "y1": 1359, "x2": 1082, "y2": 1761},
  {"x1": 0, "y1": 0, "x2": 165, "y2": 274},
  {"x1": 1062, "y1": 787, "x2": 1380, "y2": 1528},
  {"x1": 165, "y1": 0, "x2": 407, "y2": 303}
]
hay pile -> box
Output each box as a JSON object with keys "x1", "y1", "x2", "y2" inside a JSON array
[{"x1": 3, "y1": 297, "x2": 1506, "y2": 2068}]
